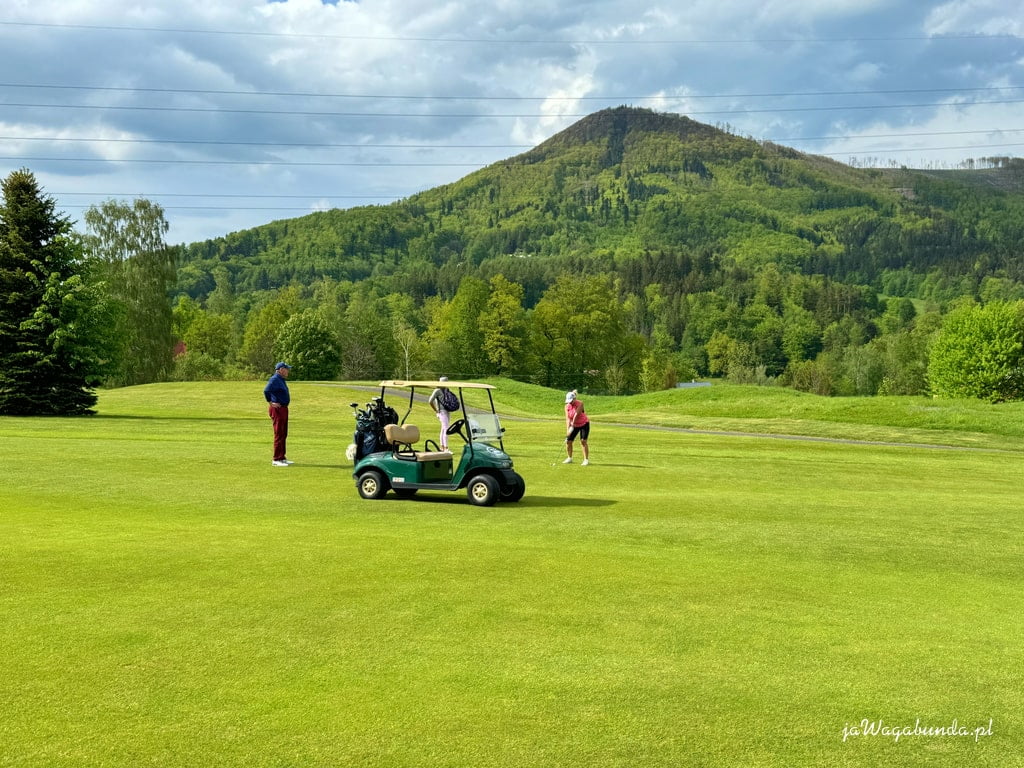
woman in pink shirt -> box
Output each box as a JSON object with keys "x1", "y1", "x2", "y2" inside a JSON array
[{"x1": 563, "y1": 389, "x2": 590, "y2": 465}]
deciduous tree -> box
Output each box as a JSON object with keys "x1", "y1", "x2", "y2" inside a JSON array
[
  {"x1": 183, "y1": 312, "x2": 233, "y2": 361},
  {"x1": 238, "y1": 287, "x2": 301, "y2": 373},
  {"x1": 83, "y1": 199, "x2": 177, "y2": 385},
  {"x1": 426, "y1": 276, "x2": 491, "y2": 377},
  {"x1": 928, "y1": 300, "x2": 1024, "y2": 401},
  {"x1": 273, "y1": 309, "x2": 341, "y2": 381},
  {"x1": 479, "y1": 274, "x2": 526, "y2": 375},
  {"x1": 527, "y1": 274, "x2": 629, "y2": 389}
]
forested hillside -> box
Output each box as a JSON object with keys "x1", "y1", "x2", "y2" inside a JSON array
[
  {"x1": 178, "y1": 107, "x2": 1024, "y2": 297},
  {"x1": 168, "y1": 107, "x2": 1024, "y2": 397}
]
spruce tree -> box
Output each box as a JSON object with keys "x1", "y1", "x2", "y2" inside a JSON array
[{"x1": 0, "y1": 169, "x2": 102, "y2": 415}]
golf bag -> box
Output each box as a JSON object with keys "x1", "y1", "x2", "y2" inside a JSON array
[{"x1": 351, "y1": 397, "x2": 399, "y2": 460}]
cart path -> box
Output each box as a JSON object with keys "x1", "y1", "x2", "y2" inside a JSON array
[{"x1": 320, "y1": 383, "x2": 1011, "y2": 453}]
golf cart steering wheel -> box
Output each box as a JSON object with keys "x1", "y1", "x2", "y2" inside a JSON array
[{"x1": 446, "y1": 418, "x2": 468, "y2": 442}]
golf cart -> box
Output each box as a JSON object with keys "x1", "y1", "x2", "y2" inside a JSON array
[{"x1": 351, "y1": 380, "x2": 526, "y2": 506}]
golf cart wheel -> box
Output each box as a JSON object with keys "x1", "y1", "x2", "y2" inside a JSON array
[
  {"x1": 467, "y1": 474, "x2": 499, "y2": 507},
  {"x1": 499, "y1": 473, "x2": 526, "y2": 502},
  {"x1": 357, "y1": 470, "x2": 387, "y2": 500}
]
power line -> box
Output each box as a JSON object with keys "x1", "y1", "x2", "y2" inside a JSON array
[
  {"x1": 40, "y1": 140, "x2": 1021, "y2": 204},
  {"x1": 820, "y1": 143, "x2": 1024, "y2": 156},
  {"x1": 53, "y1": 192, "x2": 402, "y2": 199},
  {"x1": 59, "y1": 205, "x2": 345, "y2": 212},
  {"x1": 46, "y1": 148, "x2": 1019, "y2": 214},
  {"x1": 3, "y1": 81, "x2": 1023, "y2": 101},
  {"x1": 5, "y1": 98, "x2": 1024, "y2": 118},
  {"x1": 0, "y1": 136, "x2": 532, "y2": 149},
  {"x1": 3, "y1": 20, "x2": 1020, "y2": 44},
  {"x1": 9, "y1": 143, "x2": 1024, "y2": 169},
  {"x1": 0, "y1": 156, "x2": 484, "y2": 167},
  {"x1": 778, "y1": 128, "x2": 1024, "y2": 142},
  {"x1": 15, "y1": 140, "x2": 1019, "y2": 182},
  {"x1": 5, "y1": 127, "x2": 1024, "y2": 150}
]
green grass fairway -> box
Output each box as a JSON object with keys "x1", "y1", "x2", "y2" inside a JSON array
[{"x1": 2, "y1": 381, "x2": 1022, "y2": 767}]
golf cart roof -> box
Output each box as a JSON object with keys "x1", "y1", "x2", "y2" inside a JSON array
[{"x1": 379, "y1": 380, "x2": 495, "y2": 390}]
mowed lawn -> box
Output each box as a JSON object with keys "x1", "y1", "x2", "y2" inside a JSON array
[{"x1": 1, "y1": 381, "x2": 1022, "y2": 767}]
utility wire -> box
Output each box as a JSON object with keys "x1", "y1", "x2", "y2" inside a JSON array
[
  {"x1": 48, "y1": 141, "x2": 1019, "y2": 215},
  {"x1": 5, "y1": 98, "x2": 1024, "y2": 118},
  {"x1": 3, "y1": 20, "x2": 1020, "y2": 44},
  {"x1": 53, "y1": 192, "x2": 403, "y2": 199},
  {"x1": 0, "y1": 136, "x2": 533, "y2": 149},
  {"x1": 22, "y1": 139, "x2": 1021, "y2": 215},
  {"x1": 2, "y1": 81, "x2": 1023, "y2": 101},
  {"x1": 7, "y1": 143, "x2": 1024, "y2": 169},
  {"x1": 58, "y1": 205, "x2": 344, "y2": 211},
  {"x1": 8, "y1": 137, "x2": 1024, "y2": 169},
  {"x1": 0, "y1": 156, "x2": 484, "y2": 167},
  {"x1": 4, "y1": 127, "x2": 1024, "y2": 150}
]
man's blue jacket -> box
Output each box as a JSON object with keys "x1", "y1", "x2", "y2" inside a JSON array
[{"x1": 263, "y1": 373, "x2": 290, "y2": 407}]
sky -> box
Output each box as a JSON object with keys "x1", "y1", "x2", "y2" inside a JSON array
[{"x1": 1, "y1": 0, "x2": 1023, "y2": 244}]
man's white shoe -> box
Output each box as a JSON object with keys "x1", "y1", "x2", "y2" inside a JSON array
[
  {"x1": 562, "y1": 457, "x2": 572, "y2": 464},
  {"x1": 272, "y1": 460, "x2": 289, "y2": 466},
  {"x1": 283, "y1": 460, "x2": 294, "y2": 465},
  {"x1": 581, "y1": 459, "x2": 590, "y2": 466}
]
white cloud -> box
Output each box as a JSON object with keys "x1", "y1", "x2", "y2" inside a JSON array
[
  {"x1": 847, "y1": 62, "x2": 885, "y2": 84},
  {"x1": 756, "y1": 0, "x2": 890, "y2": 21},
  {"x1": 1, "y1": 0, "x2": 1022, "y2": 241},
  {"x1": 925, "y1": 0, "x2": 1024, "y2": 36}
]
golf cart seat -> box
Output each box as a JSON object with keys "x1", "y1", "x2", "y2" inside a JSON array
[{"x1": 384, "y1": 424, "x2": 452, "y2": 462}]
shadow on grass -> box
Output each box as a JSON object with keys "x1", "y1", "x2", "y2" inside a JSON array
[
  {"x1": 348, "y1": 493, "x2": 614, "y2": 507},
  {"x1": 96, "y1": 414, "x2": 256, "y2": 422},
  {"x1": 518, "y1": 495, "x2": 615, "y2": 506},
  {"x1": 539, "y1": 462, "x2": 646, "y2": 468}
]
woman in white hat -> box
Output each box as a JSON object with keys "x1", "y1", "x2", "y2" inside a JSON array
[{"x1": 563, "y1": 389, "x2": 590, "y2": 465}]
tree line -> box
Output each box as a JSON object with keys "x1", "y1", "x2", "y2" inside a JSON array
[{"x1": 2, "y1": 168, "x2": 1022, "y2": 415}]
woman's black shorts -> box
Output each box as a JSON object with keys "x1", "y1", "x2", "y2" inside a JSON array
[{"x1": 568, "y1": 423, "x2": 590, "y2": 441}]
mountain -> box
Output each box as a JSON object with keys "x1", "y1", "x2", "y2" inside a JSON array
[{"x1": 176, "y1": 107, "x2": 1024, "y2": 303}]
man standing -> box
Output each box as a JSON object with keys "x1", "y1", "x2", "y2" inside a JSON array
[{"x1": 264, "y1": 362, "x2": 292, "y2": 466}]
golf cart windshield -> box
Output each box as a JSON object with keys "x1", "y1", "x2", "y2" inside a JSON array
[{"x1": 467, "y1": 413, "x2": 503, "y2": 444}]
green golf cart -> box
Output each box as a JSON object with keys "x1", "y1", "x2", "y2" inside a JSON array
[{"x1": 351, "y1": 380, "x2": 526, "y2": 506}]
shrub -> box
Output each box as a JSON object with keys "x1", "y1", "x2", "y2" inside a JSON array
[{"x1": 928, "y1": 301, "x2": 1024, "y2": 401}]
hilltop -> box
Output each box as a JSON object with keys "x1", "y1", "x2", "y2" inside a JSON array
[{"x1": 176, "y1": 106, "x2": 1024, "y2": 302}]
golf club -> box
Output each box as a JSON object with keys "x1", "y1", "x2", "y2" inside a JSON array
[{"x1": 551, "y1": 437, "x2": 568, "y2": 466}]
